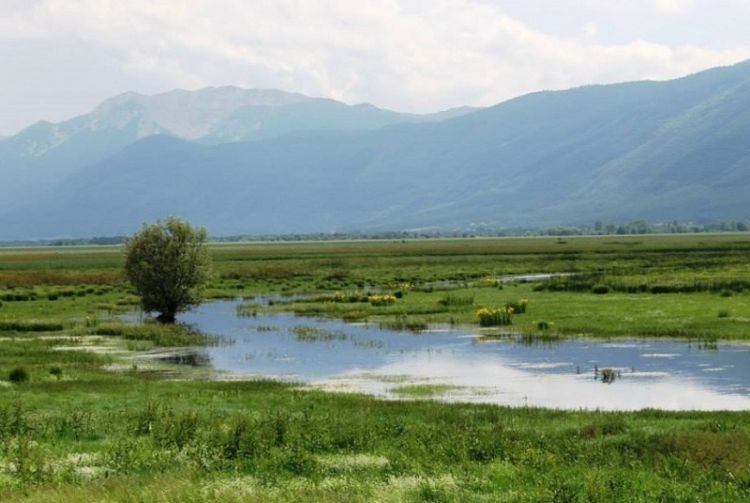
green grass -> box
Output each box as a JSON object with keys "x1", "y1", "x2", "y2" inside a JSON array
[
  {"x1": 389, "y1": 384, "x2": 462, "y2": 397},
  {"x1": 2, "y1": 234, "x2": 750, "y2": 500}
]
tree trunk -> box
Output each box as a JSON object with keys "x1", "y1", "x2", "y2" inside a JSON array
[{"x1": 157, "y1": 311, "x2": 176, "y2": 324}]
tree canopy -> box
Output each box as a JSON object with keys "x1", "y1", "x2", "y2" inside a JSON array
[{"x1": 124, "y1": 217, "x2": 211, "y2": 323}]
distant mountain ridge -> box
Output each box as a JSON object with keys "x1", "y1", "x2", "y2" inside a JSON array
[
  {"x1": 1, "y1": 61, "x2": 750, "y2": 239},
  {"x1": 0, "y1": 87, "x2": 476, "y2": 213}
]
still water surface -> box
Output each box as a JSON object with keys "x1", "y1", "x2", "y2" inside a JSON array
[{"x1": 169, "y1": 299, "x2": 750, "y2": 411}]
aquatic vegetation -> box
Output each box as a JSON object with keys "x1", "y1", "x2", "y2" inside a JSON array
[
  {"x1": 291, "y1": 326, "x2": 347, "y2": 342},
  {"x1": 379, "y1": 316, "x2": 428, "y2": 333},
  {"x1": 476, "y1": 307, "x2": 513, "y2": 326},
  {"x1": 93, "y1": 322, "x2": 212, "y2": 347},
  {"x1": 600, "y1": 368, "x2": 617, "y2": 384},
  {"x1": 3, "y1": 235, "x2": 750, "y2": 499}
]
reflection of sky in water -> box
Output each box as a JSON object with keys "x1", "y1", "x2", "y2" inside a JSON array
[{"x1": 176, "y1": 300, "x2": 750, "y2": 411}]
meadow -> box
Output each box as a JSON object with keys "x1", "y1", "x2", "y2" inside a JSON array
[{"x1": 1, "y1": 234, "x2": 750, "y2": 501}]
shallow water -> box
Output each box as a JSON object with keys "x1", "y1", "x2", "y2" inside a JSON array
[{"x1": 172, "y1": 299, "x2": 750, "y2": 411}]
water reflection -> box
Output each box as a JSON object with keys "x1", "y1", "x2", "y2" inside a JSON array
[{"x1": 172, "y1": 299, "x2": 750, "y2": 411}]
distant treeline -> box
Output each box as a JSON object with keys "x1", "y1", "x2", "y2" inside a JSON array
[{"x1": 1, "y1": 220, "x2": 749, "y2": 247}]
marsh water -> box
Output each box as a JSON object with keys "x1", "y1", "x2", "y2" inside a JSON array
[{"x1": 163, "y1": 299, "x2": 750, "y2": 411}]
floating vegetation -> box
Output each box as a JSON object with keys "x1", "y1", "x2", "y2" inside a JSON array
[
  {"x1": 379, "y1": 316, "x2": 428, "y2": 333},
  {"x1": 290, "y1": 326, "x2": 347, "y2": 342},
  {"x1": 256, "y1": 325, "x2": 280, "y2": 332}
]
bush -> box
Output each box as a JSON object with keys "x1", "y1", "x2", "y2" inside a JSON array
[
  {"x1": 8, "y1": 367, "x2": 29, "y2": 383},
  {"x1": 49, "y1": 366, "x2": 63, "y2": 380},
  {"x1": 537, "y1": 320, "x2": 551, "y2": 330},
  {"x1": 718, "y1": 310, "x2": 731, "y2": 318},
  {"x1": 47, "y1": 294, "x2": 59, "y2": 301},
  {"x1": 591, "y1": 284, "x2": 610, "y2": 294}
]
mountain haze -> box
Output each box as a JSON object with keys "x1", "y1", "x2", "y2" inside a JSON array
[
  {"x1": 0, "y1": 87, "x2": 472, "y2": 213},
  {"x1": 1, "y1": 61, "x2": 750, "y2": 238}
]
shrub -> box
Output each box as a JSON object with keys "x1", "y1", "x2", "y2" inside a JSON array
[
  {"x1": 49, "y1": 366, "x2": 63, "y2": 380},
  {"x1": 537, "y1": 320, "x2": 551, "y2": 330},
  {"x1": 720, "y1": 290, "x2": 733, "y2": 298},
  {"x1": 591, "y1": 284, "x2": 610, "y2": 294},
  {"x1": 47, "y1": 294, "x2": 59, "y2": 301},
  {"x1": 8, "y1": 367, "x2": 29, "y2": 383},
  {"x1": 718, "y1": 310, "x2": 731, "y2": 318}
]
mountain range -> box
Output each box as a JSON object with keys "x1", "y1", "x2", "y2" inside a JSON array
[{"x1": 1, "y1": 60, "x2": 750, "y2": 239}]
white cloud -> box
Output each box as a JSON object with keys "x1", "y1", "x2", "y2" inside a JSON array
[{"x1": 1, "y1": 0, "x2": 749, "y2": 134}]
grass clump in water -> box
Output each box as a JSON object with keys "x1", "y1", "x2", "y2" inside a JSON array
[
  {"x1": 94, "y1": 323, "x2": 212, "y2": 347},
  {"x1": 477, "y1": 307, "x2": 513, "y2": 327},
  {"x1": 290, "y1": 325, "x2": 347, "y2": 342}
]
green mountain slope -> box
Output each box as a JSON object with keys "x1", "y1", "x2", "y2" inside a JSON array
[{"x1": 1, "y1": 61, "x2": 750, "y2": 239}]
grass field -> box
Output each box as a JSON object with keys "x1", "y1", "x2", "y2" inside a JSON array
[{"x1": 1, "y1": 234, "x2": 750, "y2": 501}]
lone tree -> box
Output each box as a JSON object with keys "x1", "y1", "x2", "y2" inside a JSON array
[{"x1": 124, "y1": 217, "x2": 211, "y2": 323}]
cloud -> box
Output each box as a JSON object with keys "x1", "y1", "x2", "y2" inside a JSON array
[{"x1": 0, "y1": 0, "x2": 749, "y2": 134}]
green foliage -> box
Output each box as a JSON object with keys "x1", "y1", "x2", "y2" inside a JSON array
[
  {"x1": 94, "y1": 322, "x2": 211, "y2": 347},
  {"x1": 476, "y1": 307, "x2": 513, "y2": 327},
  {"x1": 591, "y1": 284, "x2": 611, "y2": 294},
  {"x1": 124, "y1": 217, "x2": 211, "y2": 323},
  {"x1": 438, "y1": 295, "x2": 474, "y2": 307},
  {"x1": 0, "y1": 320, "x2": 64, "y2": 332},
  {"x1": 8, "y1": 366, "x2": 29, "y2": 383},
  {"x1": 48, "y1": 366, "x2": 63, "y2": 380}
]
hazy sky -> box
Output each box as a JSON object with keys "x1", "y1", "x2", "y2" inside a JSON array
[{"x1": 2, "y1": 0, "x2": 750, "y2": 135}]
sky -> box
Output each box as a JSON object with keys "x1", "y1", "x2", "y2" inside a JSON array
[{"x1": 1, "y1": 0, "x2": 750, "y2": 136}]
